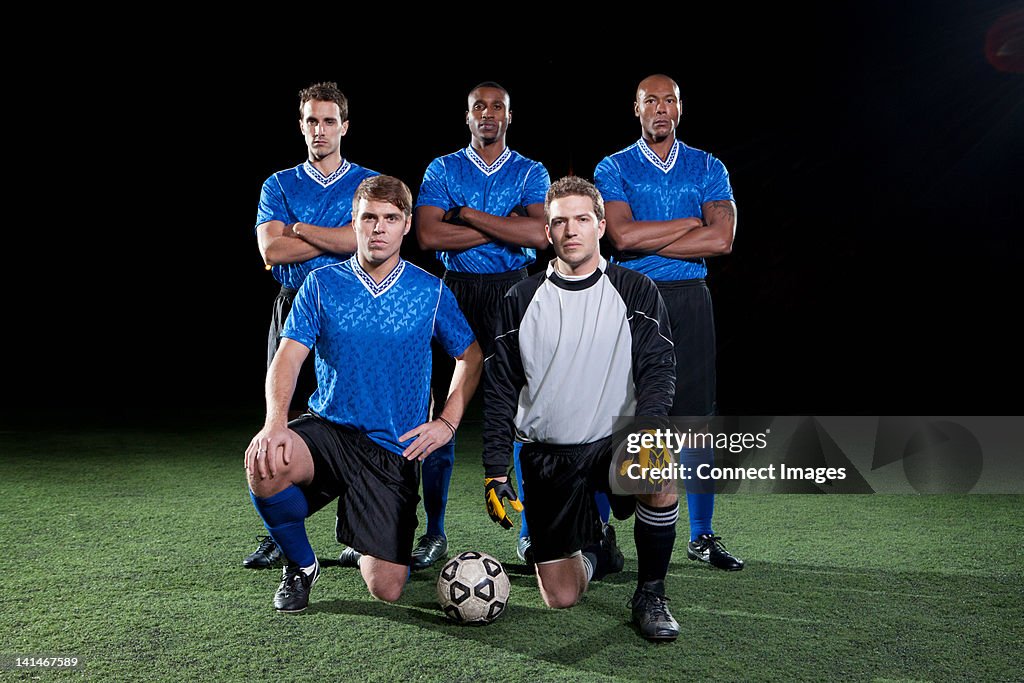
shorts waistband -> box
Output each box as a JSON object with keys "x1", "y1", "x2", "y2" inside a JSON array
[
  {"x1": 520, "y1": 436, "x2": 612, "y2": 457},
  {"x1": 443, "y1": 268, "x2": 529, "y2": 283},
  {"x1": 654, "y1": 278, "x2": 707, "y2": 290}
]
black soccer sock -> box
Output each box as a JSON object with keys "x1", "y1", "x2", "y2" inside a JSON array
[
  {"x1": 581, "y1": 552, "x2": 597, "y2": 582},
  {"x1": 634, "y1": 501, "x2": 679, "y2": 587}
]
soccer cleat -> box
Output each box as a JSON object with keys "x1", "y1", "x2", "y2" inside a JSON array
[
  {"x1": 273, "y1": 563, "x2": 320, "y2": 613},
  {"x1": 687, "y1": 534, "x2": 745, "y2": 571},
  {"x1": 516, "y1": 535, "x2": 535, "y2": 566},
  {"x1": 629, "y1": 580, "x2": 679, "y2": 642},
  {"x1": 410, "y1": 534, "x2": 448, "y2": 570},
  {"x1": 243, "y1": 535, "x2": 282, "y2": 569},
  {"x1": 337, "y1": 546, "x2": 362, "y2": 568},
  {"x1": 601, "y1": 524, "x2": 625, "y2": 575}
]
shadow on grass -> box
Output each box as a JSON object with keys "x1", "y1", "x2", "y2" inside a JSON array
[{"x1": 307, "y1": 558, "x2": 1022, "y2": 682}]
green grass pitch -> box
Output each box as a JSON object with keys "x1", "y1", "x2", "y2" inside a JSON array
[{"x1": 1, "y1": 418, "x2": 1021, "y2": 682}]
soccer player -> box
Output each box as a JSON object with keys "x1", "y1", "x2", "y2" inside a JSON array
[
  {"x1": 245, "y1": 82, "x2": 380, "y2": 570},
  {"x1": 594, "y1": 74, "x2": 744, "y2": 571},
  {"x1": 245, "y1": 176, "x2": 482, "y2": 612},
  {"x1": 412, "y1": 81, "x2": 550, "y2": 569},
  {"x1": 482, "y1": 176, "x2": 682, "y2": 642}
]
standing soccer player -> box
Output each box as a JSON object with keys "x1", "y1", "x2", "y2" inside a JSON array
[
  {"x1": 245, "y1": 176, "x2": 482, "y2": 611},
  {"x1": 595, "y1": 74, "x2": 744, "y2": 571},
  {"x1": 410, "y1": 81, "x2": 551, "y2": 569},
  {"x1": 245, "y1": 82, "x2": 380, "y2": 570},
  {"x1": 482, "y1": 176, "x2": 681, "y2": 641}
]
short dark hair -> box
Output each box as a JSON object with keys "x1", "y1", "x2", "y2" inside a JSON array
[
  {"x1": 298, "y1": 82, "x2": 349, "y2": 122},
  {"x1": 545, "y1": 176, "x2": 605, "y2": 222},
  {"x1": 468, "y1": 81, "x2": 509, "y2": 100},
  {"x1": 352, "y1": 176, "x2": 414, "y2": 217}
]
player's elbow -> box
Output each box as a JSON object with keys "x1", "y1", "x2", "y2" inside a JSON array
[
  {"x1": 524, "y1": 230, "x2": 551, "y2": 250},
  {"x1": 714, "y1": 235, "x2": 734, "y2": 255},
  {"x1": 605, "y1": 227, "x2": 633, "y2": 252},
  {"x1": 416, "y1": 224, "x2": 442, "y2": 250},
  {"x1": 261, "y1": 247, "x2": 284, "y2": 266}
]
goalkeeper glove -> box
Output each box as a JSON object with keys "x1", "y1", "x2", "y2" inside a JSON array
[{"x1": 484, "y1": 477, "x2": 524, "y2": 529}]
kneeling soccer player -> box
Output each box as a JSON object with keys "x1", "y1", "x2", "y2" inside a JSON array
[
  {"x1": 481, "y1": 176, "x2": 682, "y2": 641},
  {"x1": 245, "y1": 176, "x2": 481, "y2": 612}
]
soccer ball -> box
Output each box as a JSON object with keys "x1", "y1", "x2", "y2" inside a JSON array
[{"x1": 436, "y1": 551, "x2": 510, "y2": 624}]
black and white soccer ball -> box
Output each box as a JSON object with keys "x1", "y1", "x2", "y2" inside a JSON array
[{"x1": 436, "y1": 551, "x2": 510, "y2": 624}]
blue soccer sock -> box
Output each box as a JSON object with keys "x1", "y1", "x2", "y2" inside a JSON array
[
  {"x1": 594, "y1": 491, "x2": 611, "y2": 525},
  {"x1": 422, "y1": 440, "x2": 454, "y2": 537},
  {"x1": 634, "y1": 501, "x2": 679, "y2": 586},
  {"x1": 682, "y1": 447, "x2": 715, "y2": 540},
  {"x1": 513, "y1": 441, "x2": 529, "y2": 538},
  {"x1": 250, "y1": 486, "x2": 315, "y2": 568}
]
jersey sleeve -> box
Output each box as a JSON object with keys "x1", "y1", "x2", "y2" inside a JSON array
[
  {"x1": 594, "y1": 156, "x2": 628, "y2": 204},
  {"x1": 255, "y1": 175, "x2": 290, "y2": 229},
  {"x1": 281, "y1": 275, "x2": 321, "y2": 350},
  {"x1": 621, "y1": 272, "x2": 676, "y2": 417},
  {"x1": 521, "y1": 161, "x2": 551, "y2": 206},
  {"x1": 703, "y1": 154, "x2": 734, "y2": 203},
  {"x1": 433, "y1": 282, "x2": 476, "y2": 358},
  {"x1": 481, "y1": 287, "x2": 529, "y2": 477},
  {"x1": 415, "y1": 157, "x2": 451, "y2": 210}
]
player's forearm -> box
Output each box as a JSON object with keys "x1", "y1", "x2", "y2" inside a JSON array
[
  {"x1": 438, "y1": 345, "x2": 483, "y2": 429},
  {"x1": 460, "y1": 207, "x2": 548, "y2": 250},
  {"x1": 417, "y1": 219, "x2": 492, "y2": 250},
  {"x1": 262, "y1": 234, "x2": 325, "y2": 265},
  {"x1": 480, "y1": 359, "x2": 523, "y2": 478},
  {"x1": 292, "y1": 222, "x2": 356, "y2": 255},
  {"x1": 606, "y1": 217, "x2": 703, "y2": 254},
  {"x1": 656, "y1": 218, "x2": 735, "y2": 259},
  {"x1": 658, "y1": 199, "x2": 737, "y2": 258},
  {"x1": 264, "y1": 353, "x2": 300, "y2": 428}
]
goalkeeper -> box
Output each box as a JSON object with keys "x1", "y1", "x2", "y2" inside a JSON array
[{"x1": 481, "y1": 177, "x2": 682, "y2": 642}]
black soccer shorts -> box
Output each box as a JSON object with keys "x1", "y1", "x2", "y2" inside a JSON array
[{"x1": 290, "y1": 414, "x2": 420, "y2": 565}]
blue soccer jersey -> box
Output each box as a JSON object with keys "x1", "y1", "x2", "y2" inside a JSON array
[
  {"x1": 416, "y1": 146, "x2": 550, "y2": 274},
  {"x1": 255, "y1": 160, "x2": 379, "y2": 290},
  {"x1": 594, "y1": 138, "x2": 734, "y2": 281},
  {"x1": 282, "y1": 258, "x2": 476, "y2": 456}
]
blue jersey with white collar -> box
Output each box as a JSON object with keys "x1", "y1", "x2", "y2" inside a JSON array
[
  {"x1": 594, "y1": 138, "x2": 733, "y2": 281},
  {"x1": 255, "y1": 160, "x2": 379, "y2": 290},
  {"x1": 416, "y1": 146, "x2": 550, "y2": 274},
  {"x1": 282, "y1": 258, "x2": 475, "y2": 456}
]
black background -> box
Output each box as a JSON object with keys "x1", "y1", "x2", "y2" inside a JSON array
[{"x1": 8, "y1": 3, "x2": 1022, "y2": 426}]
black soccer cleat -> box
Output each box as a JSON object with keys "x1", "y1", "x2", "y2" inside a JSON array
[
  {"x1": 410, "y1": 534, "x2": 448, "y2": 570},
  {"x1": 337, "y1": 546, "x2": 362, "y2": 568},
  {"x1": 601, "y1": 524, "x2": 625, "y2": 575},
  {"x1": 629, "y1": 580, "x2": 679, "y2": 642},
  {"x1": 687, "y1": 534, "x2": 745, "y2": 571},
  {"x1": 274, "y1": 563, "x2": 320, "y2": 613},
  {"x1": 516, "y1": 535, "x2": 535, "y2": 566},
  {"x1": 243, "y1": 535, "x2": 282, "y2": 569}
]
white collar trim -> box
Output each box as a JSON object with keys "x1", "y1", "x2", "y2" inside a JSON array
[
  {"x1": 350, "y1": 256, "x2": 405, "y2": 298},
  {"x1": 464, "y1": 145, "x2": 512, "y2": 176},
  {"x1": 637, "y1": 138, "x2": 679, "y2": 174},
  {"x1": 303, "y1": 159, "x2": 351, "y2": 188}
]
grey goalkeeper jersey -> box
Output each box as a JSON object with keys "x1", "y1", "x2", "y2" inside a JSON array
[{"x1": 482, "y1": 258, "x2": 676, "y2": 477}]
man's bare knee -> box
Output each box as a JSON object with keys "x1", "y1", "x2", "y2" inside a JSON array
[
  {"x1": 366, "y1": 577, "x2": 404, "y2": 603},
  {"x1": 638, "y1": 490, "x2": 678, "y2": 508},
  {"x1": 247, "y1": 465, "x2": 295, "y2": 499},
  {"x1": 541, "y1": 587, "x2": 582, "y2": 610}
]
